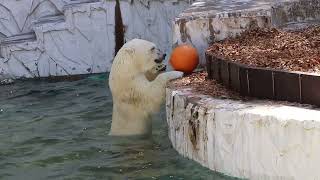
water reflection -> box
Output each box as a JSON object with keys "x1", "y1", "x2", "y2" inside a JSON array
[{"x1": 0, "y1": 74, "x2": 235, "y2": 179}]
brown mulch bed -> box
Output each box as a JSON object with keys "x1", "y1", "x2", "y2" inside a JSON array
[
  {"x1": 168, "y1": 71, "x2": 241, "y2": 99},
  {"x1": 168, "y1": 72, "x2": 315, "y2": 108},
  {"x1": 207, "y1": 26, "x2": 320, "y2": 73}
]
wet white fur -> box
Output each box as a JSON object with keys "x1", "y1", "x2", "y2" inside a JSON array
[{"x1": 109, "y1": 39, "x2": 183, "y2": 136}]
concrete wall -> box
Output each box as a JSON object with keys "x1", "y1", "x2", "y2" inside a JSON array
[{"x1": 166, "y1": 87, "x2": 320, "y2": 180}]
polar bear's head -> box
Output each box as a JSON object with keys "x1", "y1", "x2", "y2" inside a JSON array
[{"x1": 112, "y1": 39, "x2": 166, "y2": 81}]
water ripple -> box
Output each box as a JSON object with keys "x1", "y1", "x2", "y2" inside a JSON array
[{"x1": 0, "y1": 74, "x2": 234, "y2": 180}]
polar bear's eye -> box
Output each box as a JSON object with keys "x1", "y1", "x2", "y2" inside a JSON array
[{"x1": 150, "y1": 47, "x2": 156, "y2": 51}]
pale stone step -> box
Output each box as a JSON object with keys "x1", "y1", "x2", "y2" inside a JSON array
[{"x1": 166, "y1": 87, "x2": 320, "y2": 180}]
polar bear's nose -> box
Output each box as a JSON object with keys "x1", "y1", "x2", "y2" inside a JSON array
[
  {"x1": 162, "y1": 54, "x2": 166, "y2": 59},
  {"x1": 154, "y1": 54, "x2": 166, "y2": 63},
  {"x1": 154, "y1": 59, "x2": 162, "y2": 63}
]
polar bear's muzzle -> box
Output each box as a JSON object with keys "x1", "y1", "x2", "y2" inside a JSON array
[
  {"x1": 156, "y1": 64, "x2": 166, "y2": 72},
  {"x1": 145, "y1": 52, "x2": 167, "y2": 81},
  {"x1": 154, "y1": 54, "x2": 166, "y2": 64}
]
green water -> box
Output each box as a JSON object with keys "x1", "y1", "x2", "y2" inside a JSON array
[{"x1": 0, "y1": 74, "x2": 234, "y2": 180}]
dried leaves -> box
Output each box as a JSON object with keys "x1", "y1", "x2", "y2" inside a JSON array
[
  {"x1": 208, "y1": 26, "x2": 320, "y2": 73},
  {"x1": 169, "y1": 72, "x2": 240, "y2": 99}
]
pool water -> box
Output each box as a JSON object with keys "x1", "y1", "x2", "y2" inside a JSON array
[{"x1": 0, "y1": 74, "x2": 234, "y2": 180}]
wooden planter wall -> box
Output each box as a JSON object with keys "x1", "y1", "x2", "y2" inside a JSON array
[{"x1": 206, "y1": 53, "x2": 320, "y2": 106}]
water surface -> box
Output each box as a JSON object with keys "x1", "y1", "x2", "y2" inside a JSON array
[{"x1": 0, "y1": 74, "x2": 235, "y2": 180}]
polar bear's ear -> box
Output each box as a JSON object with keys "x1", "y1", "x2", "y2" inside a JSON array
[{"x1": 123, "y1": 47, "x2": 135, "y2": 56}]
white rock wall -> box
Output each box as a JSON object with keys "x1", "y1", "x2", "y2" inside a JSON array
[
  {"x1": 121, "y1": 0, "x2": 190, "y2": 57},
  {"x1": 0, "y1": 0, "x2": 67, "y2": 37},
  {"x1": 0, "y1": 0, "x2": 191, "y2": 80},
  {"x1": 166, "y1": 87, "x2": 320, "y2": 180},
  {"x1": 0, "y1": 1, "x2": 115, "y2": 79},
  {"x1": 37, "y1": 1, "x2": 116, "y2": 76}
]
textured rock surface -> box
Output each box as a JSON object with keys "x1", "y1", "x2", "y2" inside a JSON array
[
  {"x1": 166, "y1": 87, "x2": 320, "y2": 180},
  {"x1": 0, "y1": 1, "x2": 114, "y2": 78},
  {"x1": 121, "y1": 0, "x2": 189, "y2": 57},
  {"x1": 272, "y1": 0, "x2": 320, "y2": 28},
  {"x1": 0, "y1": 0, "x2": 66, "y2": 37},
  {"x1": 0, "y1": 0, "x2": 190, "y2": 79},
  {"x1": 173, "y1": 0, "x2": 320, "y2": 66}
]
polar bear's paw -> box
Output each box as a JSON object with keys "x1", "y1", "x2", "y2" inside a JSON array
[
  {"x1": 156, "y1": 70, "x2": 183, "y2": 84},
  {"x1": 165, "y1": 71, "x2": 184, "y2": 80}
]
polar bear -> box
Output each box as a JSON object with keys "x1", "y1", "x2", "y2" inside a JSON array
[{"x1": 109, "y1": 39, "x2": 183, "y2": 136}]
